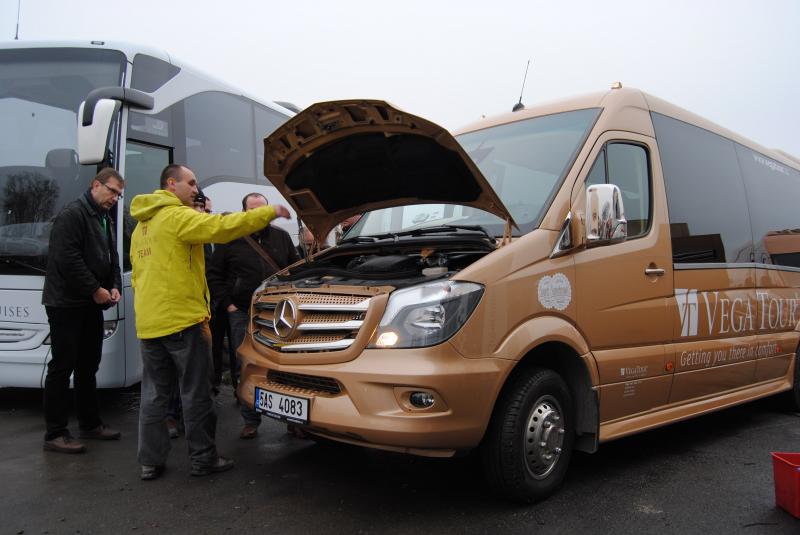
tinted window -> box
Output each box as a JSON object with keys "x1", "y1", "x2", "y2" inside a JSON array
[
  {"x1": 736, "y1": 144, "x2": 800, "y2": 267},
  {"x1": 585, "y1": 149, "x2": 605, "y2": 187},
  {"x1": 0, "y1": 48, "x2": 125, "y2": 274},
  {"x1": 123, "y1": 141, "x2": 171, "y2": 270},
  {"x1": 128, "y1": 107, "x2": 172, "y2": 142},
  {"x1": 184, "y1": 92, "x2": 255, "y2": 185},
  {"x1": 131, "y1": 54, "x2": 180, "y2": 93},
  {"x1": 585, "y1": 143, "x2": 651, "y2": 238},
  {"x1": 652, "y1": 113, "x2": 753, "y2": 264},
  {"x1": 255, "y1": 105, "x2": 290, "y2": 178}
]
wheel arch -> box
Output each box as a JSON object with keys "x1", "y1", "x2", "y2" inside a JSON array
[{"x1": 487, "y1": 317, "x2": 599, "y2": 453}]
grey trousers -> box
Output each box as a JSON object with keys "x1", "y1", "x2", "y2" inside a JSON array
[
  {"x1": 138, "y1": 322, "x2": 218, "y2": 469},
  {"x1": 229, "y1": 309, "x2": 261, "y2": 427}
]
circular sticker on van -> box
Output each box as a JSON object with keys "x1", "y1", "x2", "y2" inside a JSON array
[{"x1": 538, "y1": 273, "x2": 572, "y2": 311}]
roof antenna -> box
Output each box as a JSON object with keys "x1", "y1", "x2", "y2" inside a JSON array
[
  {"x1": 512, "y1": 59, "x2": 530, "y2": 112},
  {"x1": 15, "y1": 0, "x2": 22, "y2": 40}
]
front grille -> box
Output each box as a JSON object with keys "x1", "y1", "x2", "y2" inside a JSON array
[
  {"x1": 253, "y1": 290, "x2": 372, "y2": 352},
  {"x1": 268, "y1": 370, "x2": 341, "y2": 394},
  {"x1": 293, "y1": 293, "x2": 367, "y2": 306}
]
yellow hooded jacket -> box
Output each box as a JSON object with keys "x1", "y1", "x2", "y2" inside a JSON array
[{"x1": 130, "y1": 190, "x2": 278, "y2": 339}]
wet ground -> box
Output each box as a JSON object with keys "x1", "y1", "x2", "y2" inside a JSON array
[{"x1": 1, "y1": 386, "x2": 799, "y2": 534}]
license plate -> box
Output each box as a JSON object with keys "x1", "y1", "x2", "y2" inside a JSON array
[{"x1": 254, "y1": 387, "x2": 309, "y2": 424}]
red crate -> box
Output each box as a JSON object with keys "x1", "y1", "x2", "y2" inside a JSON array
[{"x1": 772, "y1": 452, "x2": 800, "y2": 518}]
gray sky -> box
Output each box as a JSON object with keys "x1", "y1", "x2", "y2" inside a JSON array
[{"x1": 2, "y1": 0, "x2": 799, "y2": 156}]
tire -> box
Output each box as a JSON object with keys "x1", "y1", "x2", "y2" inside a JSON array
[{"x1": 481, "y1": 367, "x2": 574, "y2": 503}]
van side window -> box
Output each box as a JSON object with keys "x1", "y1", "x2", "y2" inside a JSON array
[
  {"x1": 652, "y1": 113, "x2": 753, "y2": 264},
  {"x1": 585, "y1": 144, "x2": 651, "y2": 238},
  {"x1": 735, "y1": 144, "x2": 800, "y2": 268},
  {"x1": 585, "y1": 149, "x2": 605, "y2": 187}
]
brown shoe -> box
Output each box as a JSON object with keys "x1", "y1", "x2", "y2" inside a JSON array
[
  {"x1": 79, "y1": 425, "x2": 121, "y2": 440},
  {"x1": 239, "y1": 425, "x2": 258, "y2": 439},
  {"x1": 43, "y1": 435, "x2": 86, "y2": 454}
]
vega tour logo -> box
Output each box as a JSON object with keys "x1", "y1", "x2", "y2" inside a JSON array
[{"x1": 676, "y1": 289, "x2": 799, "y2": 337}]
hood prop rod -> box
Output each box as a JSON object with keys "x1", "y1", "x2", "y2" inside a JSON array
[{"x1": 500, "y1": 216, "x2": 513, "y2": 247}]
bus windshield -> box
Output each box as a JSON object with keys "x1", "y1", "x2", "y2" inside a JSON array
[
  {"x1": 0, "y1": 48, "x2": 126, "y2": 274},
  {"x1": 345, "y1": 108, "x2": 600, "y2": 239}
]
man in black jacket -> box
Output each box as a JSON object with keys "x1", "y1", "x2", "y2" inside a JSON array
[
  {"x1": 207, "y1": 192, "x2": 299, "y2": 438},
  {"x1": 41, "y1": 167, "x2": 124, "y2": 453}
]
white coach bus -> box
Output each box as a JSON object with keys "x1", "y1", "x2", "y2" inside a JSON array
[{"x1": 0, "y1": 40, "x2": 296, "y2": 388}]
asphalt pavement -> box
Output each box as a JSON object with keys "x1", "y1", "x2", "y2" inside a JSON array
[{"x1": 1, "y1": 385, "x2": 799, "y2": 534}]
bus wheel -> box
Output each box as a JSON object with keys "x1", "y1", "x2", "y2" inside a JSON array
[{"x1": 481, "y1": 367, "x2": 574, "y2": 503}]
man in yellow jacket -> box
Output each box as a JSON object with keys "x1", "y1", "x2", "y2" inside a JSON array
[{"x1": 130, "y1": 163, "x2": 289, "y2": 481}]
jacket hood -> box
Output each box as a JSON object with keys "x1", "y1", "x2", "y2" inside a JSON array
[
  {"x1": 130, "y1": 190, "x2": 184, "y2": 222},
  {"x1": 263, "y1": 99, "x2": 516, "y2": 243}
]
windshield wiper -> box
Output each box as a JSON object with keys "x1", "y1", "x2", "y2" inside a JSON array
[
  {"x1": 0, "y1": 257, "x2": 46, "y2": 274},
  {"x1": 338, "y1": 235, "x2": 381, "y2": 244},
  {"x1": 411, "y1": 224, "x2": 493, "y2": 239}
]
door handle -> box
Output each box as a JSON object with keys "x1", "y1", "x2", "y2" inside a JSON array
[{"x1": 645, "y1": 267, "x2": 665, "y2": 276}]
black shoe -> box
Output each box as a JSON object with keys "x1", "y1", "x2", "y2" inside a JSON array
[
  {"x1": 190, "y1": 456, "x2": 234, "y2": 477},
  {"x1": 140, "y1": 464, "x2": 166, "y2": 481}
]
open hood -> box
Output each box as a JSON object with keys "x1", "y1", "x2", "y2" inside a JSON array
[{"x1": 263, "y1": 100, "x2": 516, "y2": 243}]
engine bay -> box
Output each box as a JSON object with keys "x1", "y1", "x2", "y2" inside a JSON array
[{"x1": 270, "y1": 237, "x2": 495, "y2": 289}]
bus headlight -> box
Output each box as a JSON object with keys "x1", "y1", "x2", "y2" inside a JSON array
[{"x1": 368, "y1": 281, "x2": 484, "y2": 349}]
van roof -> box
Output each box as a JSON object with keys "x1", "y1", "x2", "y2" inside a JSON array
[{"x1": 454, "y1": 87, "x2": 800, "y2": 171}]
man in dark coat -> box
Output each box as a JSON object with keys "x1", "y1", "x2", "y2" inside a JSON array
[
  {"x1": 206, "y1": 192, "x2": 300, "y2": 438},
  {"x1": 41, "y1": 167, "x2": 124, "y2": 453}
]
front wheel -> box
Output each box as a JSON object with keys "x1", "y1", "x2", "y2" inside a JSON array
[{"x1": 481, "y1": 367, "x2": 574, "y2": 503}]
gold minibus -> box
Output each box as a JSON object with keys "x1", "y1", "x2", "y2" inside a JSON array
[{"x1": 238, "y1": 86, "x2": 800, "y2": 502}]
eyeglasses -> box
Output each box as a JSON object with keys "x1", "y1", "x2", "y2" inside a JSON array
[{"x1": 101, "y1": 182, "x2": 124, "y2": 198}]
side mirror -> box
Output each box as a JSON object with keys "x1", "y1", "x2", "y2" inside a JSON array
[
  {"x1": 77, "y1": 87, "x2": 154, "y2": 165},
  {"x1": 585, "y1": 184, "x2": 627, "y2": 245},
  {"x1": 78, "y1": 99, "x2": 120, "y2": 164}
]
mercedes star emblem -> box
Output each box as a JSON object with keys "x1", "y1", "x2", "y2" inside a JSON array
[{"x1": 273, "y1": 299, "x2": 298, "y2": 339}]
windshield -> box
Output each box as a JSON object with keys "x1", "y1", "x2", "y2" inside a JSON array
[
  {"x1": 0, "y1": 48, "x2": 126, "y2": 274},
  {"x1": 345, "y1": 108, "x2": 600, "y2": 239}
]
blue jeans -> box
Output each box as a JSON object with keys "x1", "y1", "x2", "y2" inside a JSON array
[
  {"x1": 138, "y1": 322, "x2": 218, "y2": 470},
  {"x1": 229, "y1": 309, "x2": 261, "y2": 427}
]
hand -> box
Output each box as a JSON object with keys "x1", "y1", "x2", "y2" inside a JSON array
[
  {"x1": 227, "y1": 304, "x2": 238, "y2": 313},
  {"x1": 273, "y1": 205, "x2": 290, "y2": 219},
  {"x1": 110, "y1": 288, "x2": 121, "y2": 304},
  {"x1": 92, "y1": 287, "x2": 111, "y2": 305}
]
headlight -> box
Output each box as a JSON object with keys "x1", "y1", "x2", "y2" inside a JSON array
[{"x1": 368, "y1": 280, "x2": 484, "y2": 349}]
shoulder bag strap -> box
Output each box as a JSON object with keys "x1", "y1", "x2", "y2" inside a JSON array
[{"x1": 243, "y1": 235, "x2": 281, "y2": 273}]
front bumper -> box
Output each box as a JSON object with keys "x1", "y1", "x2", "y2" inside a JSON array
[{"x1": 237, "y1": 335, "x2": 513, "y2": 456}]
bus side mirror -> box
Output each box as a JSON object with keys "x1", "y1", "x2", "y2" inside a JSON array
[
  {"x1": 77, "y1": 87, "x2": 155, "y2": 165},
  {"x1": 586, "y1": 183, "x2": 627, "y2": 245},
  {"x1": 78, "y1": 99, "x2": 120, "y2": 164}
]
